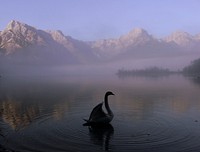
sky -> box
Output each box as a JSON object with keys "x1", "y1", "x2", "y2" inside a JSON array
[{"x1": 1, "y1": 0, "x2": 200, "y2": 41}]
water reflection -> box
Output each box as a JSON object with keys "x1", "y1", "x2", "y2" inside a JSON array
[
  {"x1": 0, "y1": 75, "x2": 200, "y2": 151},
  {"x1": 0, "y1": 97, "x2": 69, "y2": 130},
  {"x1": 0, "y1": 124, "x2": 8, "y2": 152},
  {"x1": 190, "y1": 77, "x2": 200, "y2": 86},
  {"x1": 88, "y1": 124, "x2": 114, "y2": 151}
]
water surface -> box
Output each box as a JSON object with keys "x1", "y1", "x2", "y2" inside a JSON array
[{"x1": 0, "y1": 75, "x2": 200, "y2": 152}]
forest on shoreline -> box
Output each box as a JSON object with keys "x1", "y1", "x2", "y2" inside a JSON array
[{"x1": 117, "y1": 58, "x2": 200, "y2": 78}]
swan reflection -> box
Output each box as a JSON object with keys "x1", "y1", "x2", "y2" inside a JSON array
[{"x1": 88, "y1": 124, "x2": 114, "y2": 151}]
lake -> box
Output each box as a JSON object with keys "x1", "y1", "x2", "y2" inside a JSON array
[{"x1": 0, "y1": 74, "x2": 200, "y2": 152}]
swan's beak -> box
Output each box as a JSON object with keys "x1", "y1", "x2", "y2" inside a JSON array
[{"x1": 111, "y1": 93, "x2": 115, "y2": 96}]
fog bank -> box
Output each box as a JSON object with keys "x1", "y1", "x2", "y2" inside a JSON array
[{"x1": 1, "y1": 54, "x2": 198, "y2": 79}]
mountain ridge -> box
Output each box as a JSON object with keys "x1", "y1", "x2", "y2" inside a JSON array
[{"x1": 0, "y1": 20, "x2": 200, "y2": 65}]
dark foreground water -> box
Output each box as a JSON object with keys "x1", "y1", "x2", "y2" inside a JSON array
[{"x1": 0, "y1": 74, "x2": 200, "y2": 152}]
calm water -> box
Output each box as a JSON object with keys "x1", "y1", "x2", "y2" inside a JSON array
[{"x1": 0, "y1": 74, "x2": 200, "y2": 152}]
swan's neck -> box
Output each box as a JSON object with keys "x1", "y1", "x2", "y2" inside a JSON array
[{"x1": 104, "y1": 95, "x2": 113, "y2": 116}]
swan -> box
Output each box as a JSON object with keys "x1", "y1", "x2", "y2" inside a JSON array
[{"x1": 83, "y1": 91, "x2": 114, "y2": 125}]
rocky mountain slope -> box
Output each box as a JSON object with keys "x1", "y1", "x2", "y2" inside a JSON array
[
  {"x1": 0, "y1": 20, "x2": 96, "y2": 65},
  {"x1": 0, "y1": 20, "x2": 200, "y2": 65}
]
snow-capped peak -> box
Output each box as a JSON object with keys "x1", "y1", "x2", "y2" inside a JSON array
[
  {"x1": 119, "y1": 28, "x2": 153, "y2": 47},
  {"x1": 127, "y1": 28, "x2": 149, "y2": 37},
  {"x1": 164, "y1": 31, "x2": 194, "y2": 47},
  {"x1": 6, "y1": 20, "x2": 36, "y2": 33}
]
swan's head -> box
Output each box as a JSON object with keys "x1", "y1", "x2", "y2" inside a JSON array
[{"x1": 106, "y1": 91, "x2": 115, "y2": 96}]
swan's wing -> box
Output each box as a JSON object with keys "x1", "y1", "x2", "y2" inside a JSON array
[{"x1": 89, "y1": 102, "x2": 106, "y2": 121}]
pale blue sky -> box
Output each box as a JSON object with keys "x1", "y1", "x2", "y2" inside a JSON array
[{"x1": 1, "y1": 0, "x2": 200, "y2": 40}]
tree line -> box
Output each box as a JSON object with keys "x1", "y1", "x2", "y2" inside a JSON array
[
  {"x1": 117, "y1": 67, "x2": 177, "y2": 77},
  {"x1": 117, "y1": 58, "x2": 200, "y2": 77},
  {"x1": 182, "y1": 58, "x2": 200, "y2": 76}
]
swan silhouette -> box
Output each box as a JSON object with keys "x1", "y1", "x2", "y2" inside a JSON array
[{"x1": 83, "y1": 91, "x2": 114, "y2": 125}]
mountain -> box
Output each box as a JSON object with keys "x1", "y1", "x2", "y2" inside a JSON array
[
  {"x1": 0, "y1": 20, "x2": 200, "y2": 66},
  {"x1": 91, "y1": 28, "x2": 184, "y2": 60},
  {"x1": 164, "y1": 31, "x2": 199, "y2": 48},
  {"x1": 90, "y1": 28, "x2": 154, "y2": 57},
  {"x1": 0, "y1": 20, "x2": 96, "y2": 65}
]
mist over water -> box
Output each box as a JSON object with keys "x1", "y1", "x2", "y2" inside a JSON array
[
  {"x1": 0, "y1": 71, "x2": 200, "y2": 151},
  {"x1": 1, "y1": 52, "x2": 198, "y2": 79}
]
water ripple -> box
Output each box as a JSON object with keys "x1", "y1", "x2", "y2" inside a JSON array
[
  {"x1": 112, "y1": 111, "x2": 200, "y2": 152},
  {"x1": 1, "y1": 106, "x2": 200, "y2": 152}
]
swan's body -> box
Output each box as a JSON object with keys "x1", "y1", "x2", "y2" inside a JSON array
[{"x1": 84, "y1": 91, "x2": 114, "y2": 125}]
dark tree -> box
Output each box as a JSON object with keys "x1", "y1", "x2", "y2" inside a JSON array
[{"x1": 183, "y1": 58, "x2": 200, "y2": 75}]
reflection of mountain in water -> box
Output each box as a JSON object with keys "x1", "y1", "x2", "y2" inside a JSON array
[
  {"x1": 1, "y1": 99, "x2": 39, "y2": 130},
  {"x1": 0, "y1": 97, "x2": 69, "y2": 130},
  {"x1": 1, "y1": 75, "x2": 200, "y2": 131},
  {"x1": 88, "y1": 124, "x2": 114, "y2": 151},
  {"x1": 115, "y1": 75, "x2": 200, "y2": 119}
]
